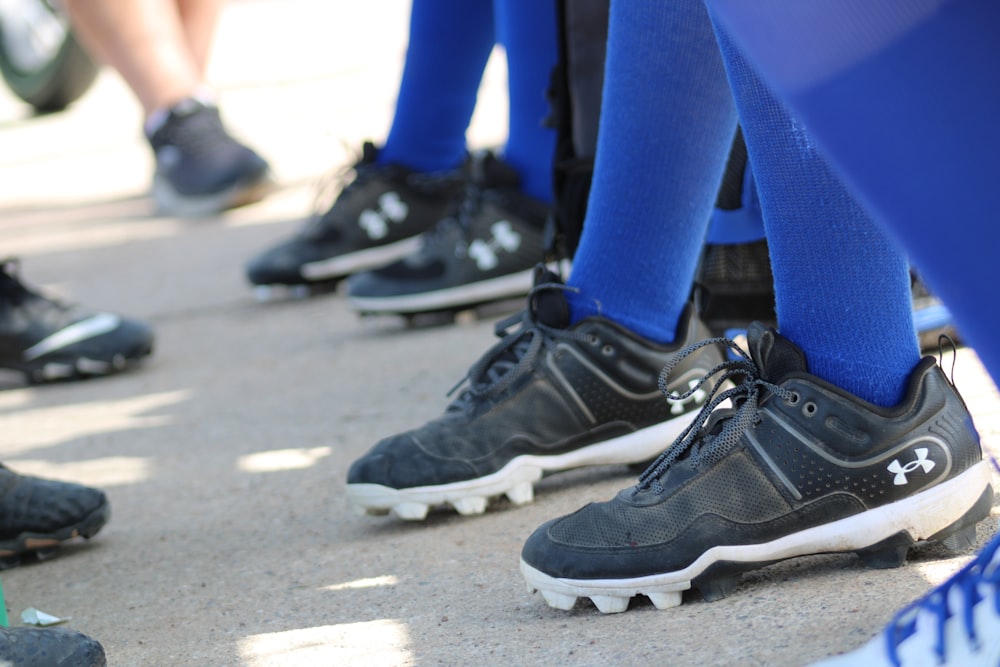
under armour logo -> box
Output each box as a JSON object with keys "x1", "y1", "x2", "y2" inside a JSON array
[
  {"x1": 666, "y1": 380, "x2": 707, "y2": 415},
  {"x1": 358, "y1": 192, "x2": 409, "y2": 239},
  {"x1": 468, "y1": 221, "x2": 522, "y2": 270},
  {"x1": 887, "y1": 448, "x2": 936, "y2": 485}
]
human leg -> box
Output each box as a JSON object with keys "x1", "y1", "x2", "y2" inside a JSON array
[
  {"x1": 344, "y1": 0, "x2": 735, "y2": 518},
  {"x1": 63, "y1": 0, "x2": 271, "y2": 216}
]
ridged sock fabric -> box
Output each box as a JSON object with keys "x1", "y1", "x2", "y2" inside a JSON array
[
  {"x1": 715, "y1": 26, "x2": 920, "y2": 407},
  {"x1": 378, "y1": 0, "x2": 558, "y2": 204},
  {"x1": 378, "y1": 0, "x2": 495, "y2": 173},
  {"x1": 705, "y1": 0, "x2": 1000, "y2": 389},
  {"x1": 567, "y1": 0, "x2": 738, "y2": 344}
]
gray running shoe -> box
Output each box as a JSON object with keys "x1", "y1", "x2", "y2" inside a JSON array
[
  {"x1": 346, "y1": 267, "x2": 724, "y2": 520},
  {"x1": 520, "y1": 323, "x2": 992, "y2": 613}
]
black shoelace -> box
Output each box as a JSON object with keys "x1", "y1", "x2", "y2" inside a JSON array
[
  {"x1": 634, "y1": 335, "x2": 794, "y2": 495},
  {"x1": 446, "y1": 279, "x2": 586, "y2": 411}
]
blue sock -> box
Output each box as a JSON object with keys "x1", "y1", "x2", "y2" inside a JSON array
[
  {"x1": 494, "y1": 0, "x2": 559, "y2": 203},
  {"x1": 378, "y1": 0, "x2": 495, "y2": 173},
  {"x1": 567, "y1": 0, "x2": 737, "y2": 344},
  {"x1": 715, "y1": 25, "x2": 919, "y2": 408},
  {"x1": 707, "y1": 0, "x2": 1000, "y2": 388}
]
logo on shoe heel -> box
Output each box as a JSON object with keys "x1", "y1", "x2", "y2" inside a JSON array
[
  {"x1": 468, "y1": 221, "x2": 522, "y2": 270},
  {"x1": 887, "y1": 448, "x2": 936, "y2": 485},
  {"x1": 666, "y1": 379, "x2": 708, "y2": 415},
  {"x1": 359, "y1": 192, "x2": 409, "y2": 239}
]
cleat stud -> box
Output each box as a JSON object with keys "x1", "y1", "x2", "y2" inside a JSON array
[
  {"x1": 941, "y1": 525, "x2": 978, "y2": 554},
  {"x1": 452, "y1": 496, "x2": 488, "y2": 516},
  {"x1": 590, "y1": 595, "x2": 630, "y2": 614},
  {"x1": 252, "y1": 286, "x2": 274, "y2": 302},
  {"x1": 858, "y1": 546, "x2": 908, "y2": 569},
  {"x1": 506, "y1": 482, "x2": 534, "y2": 506},
  {"x1": 857, "y1": 531, "x2": 912, "y2": 569},
  {"x1": 694, "y1": 574, "x2": 740, "y2": 602},
  {"x1": 526, "y1": 583, "x2": 537, "y2": 595},
  {"x1": 393, "y1": 502, "x2": 430, "y2": 521},
  {"x1": 541, "y1": 590, "x2": 578, "y2": 611},
  {"x1": 364, "y1": 507, "x2": 391, "y2": 517},
  {"x1": 647, "y1": 591, "x2": 682, "y2": 610}
]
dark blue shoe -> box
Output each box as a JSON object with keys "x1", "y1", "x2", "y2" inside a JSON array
[{"x1": 147, "y1": 98, "x2": 272, "y2": 216}]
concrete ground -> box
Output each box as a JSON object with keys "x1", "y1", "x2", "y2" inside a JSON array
[{"x1": 0, "y1": 1, "x2": 997, "y2": 665}]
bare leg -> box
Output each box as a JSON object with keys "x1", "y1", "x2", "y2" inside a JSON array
[
  {"x1": 175, "y1": 0, "x2": 224, "y2": 75},
  {"x1": 63, "y1": 0, "x2": 220, "y2": 117}
]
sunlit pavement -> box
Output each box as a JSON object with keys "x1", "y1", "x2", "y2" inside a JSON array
[{"x1": 0, "y1": 2, "x2": 997, "y2": 665}]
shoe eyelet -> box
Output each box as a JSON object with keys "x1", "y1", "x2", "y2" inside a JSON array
[
  {"x1": 588, "y1": 334, "x2": 600, "y2": 346},
  {"x1": 803, "y1": 401, "x2": 818, "y2": 417},
  {"x1": 602, "y1": 344, "x2": 614, "y2": 356},
  {"x1": 786, "y1": 391, "x2": 800, "y2": 405}
]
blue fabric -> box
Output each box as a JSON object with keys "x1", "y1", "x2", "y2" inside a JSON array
[
  {"x1": 494, "y1": 0, "x2": 559, "y2": 202},
  {"x1": 715, "y1": 25, "x2": 919, "y2": 407},
  {"x1": 706, "y1": 0, "x2": 1000, "y2": 386},
  {"x1": 567, "y1": 0, "x2": 737, "y2": 343},
  {"x1": 378, "y1": 0, "x2": 495, "y2": 173},
  {"x1": 379, "y1": 0, "x2": 557, "y2": 203}
]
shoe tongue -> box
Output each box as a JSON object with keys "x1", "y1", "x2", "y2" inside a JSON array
[
  {"x1": 746, "y1": 321, "x2": 808, "y2": 383},
  {"x1": 528, "y1": 265, "x2": 570, "y2": 329}
]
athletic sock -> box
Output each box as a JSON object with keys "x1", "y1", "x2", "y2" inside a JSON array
[
  {"x1": 493, "y1": 0, "x2": 559, "y2": 203},
  {"x1": 715, "y1": 25, "x2": 919, "y2": 408},
  {"x1": 567, "y1": 0, "x2": 737, "y2": 343},
  {"x1": 706, "y1": 0, "x2": 1000, "y2": 387},
  {"x1": 378, "y1": 0, "x2": 495, "y2": 173}
]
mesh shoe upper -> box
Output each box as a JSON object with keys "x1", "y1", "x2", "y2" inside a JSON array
[
  {"x1": 346, "y1": 152, "x2": 550, "y2": 313},
  {"x1": 520, "y1": 323, "x2": 991, "y2": 604},
  {"x1": 0, "y1": 627, "x2": 107, "y2": 667},
  {"x1": 347, "y1": 268, "x2": 723, "y2": 494},
  {"x1": 0, "y1": 463, "x2": 109, "y2": 551},
  {"x1": 0, "y1": 260, "x2": 154, "y2": 381},
  {"x1": 246, "y1": 142, "x2": 465, "y2": 286},
  {"x1": 148, "y1": 98, "x2": 270, "y2": 200}
]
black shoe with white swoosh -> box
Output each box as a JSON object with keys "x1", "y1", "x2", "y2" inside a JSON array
[
  {"x1": 520, "y1": 322, "x2": 993, "y2": 613},
  {"x1": 0, "y1": 260, "x2": 154, "y2": 383}
]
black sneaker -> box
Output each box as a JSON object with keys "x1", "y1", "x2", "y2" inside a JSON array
[
  {"x1": 346, "y1": 152, "x2": 550, "y2": 316},
  {"x1": 0, "y1": 260, "x2": 154, "y2": 383},
  {"x1": 0, "y1": 627, "x2": 107, "y2": 667},
  {"x1": 346, "y1": 267, "x2": 724, "y2": 520},
  {"x1": 520, "y1": 322, "x2": 993, "y2": 613},
  {"x1": 810, "y1": 528, "x2": 1000, "y2": 667},
  {"x1": 147, "y1": 98, "x2": 272, "y2": 216},
  {"x1": 0, "y1": 464, "x2": 110, "y2": 568},
  {"x1": 246, "y1": 142, "x2": 465, "y2": 295}
]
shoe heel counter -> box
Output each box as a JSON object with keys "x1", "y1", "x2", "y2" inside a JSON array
[{"x1": 925, "y1": 363, "x2": 985, "y2": 472}]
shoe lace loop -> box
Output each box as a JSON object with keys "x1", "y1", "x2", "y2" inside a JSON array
[
  {"x1": 446, "y1": 279, "x2": 586, "y2": 409},
  {"x1": 884, "y1": 533, "x2": 1000, "y2": 666},
  {"x1": 634, "y1": 335, "x2": 794, "y2": 495}
]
